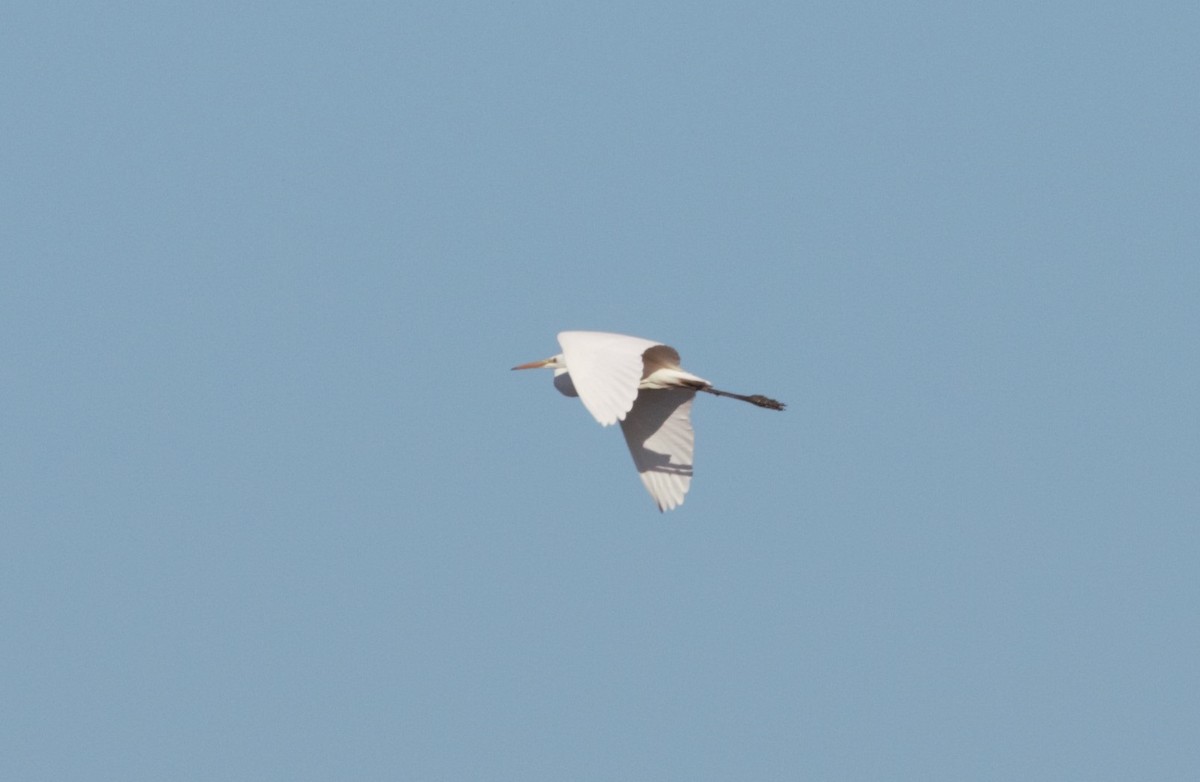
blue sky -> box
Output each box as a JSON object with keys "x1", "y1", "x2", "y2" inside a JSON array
[{"x1": 3, "y1": 3, "x2": 1198, "y2": 779}]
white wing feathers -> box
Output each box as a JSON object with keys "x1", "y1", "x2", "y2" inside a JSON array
[
  {"x1": 557, "y1": 331, "x2": 663, "y2": 426},
  {"x1": 619, "y1": 388, "x2": 696, "y2": 511},
  {"x1": 553, "y1": 331, "x2": 697, "y2": 510}
]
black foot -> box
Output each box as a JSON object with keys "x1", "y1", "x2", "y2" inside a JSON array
[{"x1": 747, "y1": 395, "x2": 785, "y2": 411}]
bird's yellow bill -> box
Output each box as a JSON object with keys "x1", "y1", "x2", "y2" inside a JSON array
[{"x1": 511, "y1": 358, "x2": 551, "y2": 370}]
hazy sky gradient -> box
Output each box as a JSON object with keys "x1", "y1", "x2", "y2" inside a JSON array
[{"x1": 4, "y1": 3, "x2": 1198, "y2": 779}]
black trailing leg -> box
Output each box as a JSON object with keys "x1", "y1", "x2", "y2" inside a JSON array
[{"x1": 698, "y1": 386, "x2": 786, "y2": 411}]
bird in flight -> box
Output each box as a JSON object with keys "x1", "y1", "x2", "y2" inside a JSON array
[{"x1": 513, "y1": 331, "x2": 785, "y2": 511}]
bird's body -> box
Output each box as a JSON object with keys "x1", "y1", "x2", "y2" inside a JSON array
[{"x1": 513, "y1": 331, "x2": 784, "y2": 511}]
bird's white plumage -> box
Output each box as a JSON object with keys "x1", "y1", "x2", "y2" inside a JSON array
[
  {"x1": 557, "y1": 331, "x2": 663, "y2": 426},
  {"x1": 619, "y1": 388, "x2": 696, "y2": 511},
  {"x1": 514, "y1": 330, "x2": 781, "y2": 511},
  {"x1": 555, "y1": 331, "x2": 698, "y2": 510}
]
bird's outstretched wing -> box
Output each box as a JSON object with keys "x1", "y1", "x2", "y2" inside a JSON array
[
  {"x1": 557, "y1": 331, "x2": 664, "y2": 426},
  {"x1": 619, "y1": 388, "x2": 696, "y2": 511}
]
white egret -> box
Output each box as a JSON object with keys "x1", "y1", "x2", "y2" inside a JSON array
[{"x1": 513, "y1": 331, "x2": 785, "y2": 511}]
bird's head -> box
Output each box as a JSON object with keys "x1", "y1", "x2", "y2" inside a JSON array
[
  {"x1": 511, "y1": 354, "x2": 564, "y2": 371},
  {"x1": 513, "y1": 353, "x2": 575, "y2": 397}
]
